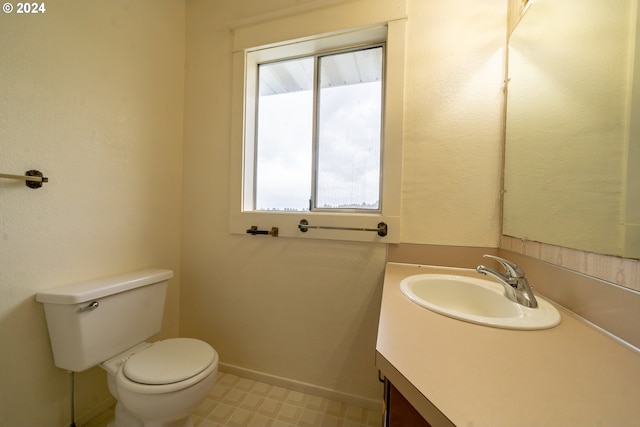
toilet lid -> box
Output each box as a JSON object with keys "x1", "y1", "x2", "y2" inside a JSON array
[{"x1": 123, "y1": 338, "x2": 215, "y2": 385}]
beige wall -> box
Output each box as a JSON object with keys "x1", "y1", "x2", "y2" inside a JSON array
[
  {"x1": 181, "y1": 0, "x2": 505, "y2": 403},
  {"x1": 0, "y1": 1, "x2": 185, "y2": 425},
  {"x1": 1, "y1": 0, "x2": 508, "y2": 423},
  {"x1": 402, "y1": 0, "x2": 505, "y2": 245},
  {"x1": 3, "y1": 0, "x2": 635, "y2": 424}
]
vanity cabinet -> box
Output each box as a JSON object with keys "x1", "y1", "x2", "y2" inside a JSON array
[
  {"x1": 377, "y1": 262, "x2": 640, "y2": 426},
  {"x1": 383, "y1": 379, "x2": 431, "y2": 427}
]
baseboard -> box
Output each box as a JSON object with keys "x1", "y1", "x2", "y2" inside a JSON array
[
  {"x1": 75, "y1": 396, "x2": 116, "y2": 427},
  {"x1": 219, "y1": 362, "x2": 383, "y2": 411}
]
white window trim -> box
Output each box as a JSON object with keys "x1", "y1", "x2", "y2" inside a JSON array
[{"x1": 229, "y1": 19, "x2": 405, "y2": 243}]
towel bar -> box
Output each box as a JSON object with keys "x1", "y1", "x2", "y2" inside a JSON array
[
  {"x1": 0, "y1": 170, "x2": 49, "y2": 189},
  {"x1": 298, "y1": 219, "x2": 388, "y2": 237}
]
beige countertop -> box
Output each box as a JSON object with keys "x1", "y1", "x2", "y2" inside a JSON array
[{"x1": 376, "y1": 262, "x2": 640, "y2": 427}]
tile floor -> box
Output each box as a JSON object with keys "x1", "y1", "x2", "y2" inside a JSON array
[{"x1": 86, "y1": 372, "x2": 383, "y2": 427}]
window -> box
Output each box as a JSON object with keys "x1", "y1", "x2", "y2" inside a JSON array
[
  {"x1": 255, "y1": 46, "x2": 383, "y2": 212},
  {"x1": 230, "y1": 21, "x2": 406, "y2": 242}
]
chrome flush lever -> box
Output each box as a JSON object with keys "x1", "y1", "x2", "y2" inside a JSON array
[{"x1": 78, "y1": 301, "x2": 99, "y2": 312}]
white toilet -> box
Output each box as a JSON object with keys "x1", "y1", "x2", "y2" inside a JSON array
[{"x1": 36, "y1": 269, "x2": 218, "y2": 427}]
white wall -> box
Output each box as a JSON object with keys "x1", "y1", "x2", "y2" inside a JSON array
[
  {"x1": 0, "y1": 1, "x2": 185, "y2": 425},
  {"x1": 182, "y1": 0, "x2": 505, "y2": 402}
]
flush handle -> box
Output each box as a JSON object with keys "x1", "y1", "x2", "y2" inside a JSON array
[{"x1": 78, "y1": 301, "x2": 99, "y2": 312}]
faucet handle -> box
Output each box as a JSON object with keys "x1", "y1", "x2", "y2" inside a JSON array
[{"x1": 482, "y1": 254, "x2": 525, "y2": 278}]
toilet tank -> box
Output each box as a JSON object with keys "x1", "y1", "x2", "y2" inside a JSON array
[{"x1": 36, "y1": 269, "x2": 173, "y2": 372}]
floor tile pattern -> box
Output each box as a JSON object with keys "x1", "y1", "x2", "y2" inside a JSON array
[
  {"x1": 194, "y1": 372, "x2": 382, "y2": 427},
  {"x1": 86, "y1": 371, "x2": 383, "y2": 427}
]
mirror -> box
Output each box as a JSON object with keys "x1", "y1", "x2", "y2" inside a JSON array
[{"x1": 503, "y1": 0, "x2": 640, "y2": 259}]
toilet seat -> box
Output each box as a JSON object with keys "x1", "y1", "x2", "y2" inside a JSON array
[
  {"x1": 116, "y1": 338, "x2": 218, "y2": 395},
  {"x1": 124, "y1": 338, "x2": 215, "y2": 385}
]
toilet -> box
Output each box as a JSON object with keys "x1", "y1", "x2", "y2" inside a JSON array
[{"x1": 36, "y1": 269, "x2": 218, "y2": 427}]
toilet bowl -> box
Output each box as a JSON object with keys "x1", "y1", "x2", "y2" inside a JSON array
[
  {"x1": 102, "y1": 338, "x2": 218, "y2": 427},
  {"x1": 35, "y1": 269, "x2": 219, "y2": 427}
]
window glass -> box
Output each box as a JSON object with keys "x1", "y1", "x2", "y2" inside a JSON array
[
  {"x1": 254, "y1": 47, "x2": 383, "y2": 212},
  {"x1": 256, "y1": 58, "x2": 314, "y2": 211},
  {"x1": 316, "y1": 47, "x2": 383, "y2": 210}
]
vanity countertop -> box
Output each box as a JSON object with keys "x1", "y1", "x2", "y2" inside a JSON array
[{"x1": 376, "y1": 262, "x2": 640, "y2": 427}]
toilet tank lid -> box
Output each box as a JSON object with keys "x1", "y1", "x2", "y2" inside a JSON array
[{"x1": 36, "y1": 269, "x2": 173, "y2": 304}]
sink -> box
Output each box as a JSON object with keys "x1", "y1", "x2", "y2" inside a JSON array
[{"x1": 400, "y1": 274, "x2": 561, "y2": 330}]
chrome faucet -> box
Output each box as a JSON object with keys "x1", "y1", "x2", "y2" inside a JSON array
[{"x1": 476, "y1": 255, "x2": 538, "y2": 308}]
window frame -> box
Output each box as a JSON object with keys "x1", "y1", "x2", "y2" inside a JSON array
[{"x1": 230, "y1": 21, "x2": 405, "y2": 243}]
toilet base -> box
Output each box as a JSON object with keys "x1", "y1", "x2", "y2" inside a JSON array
[{"x1": 107, "y1": 402, "x2": 194, "y2": 427}]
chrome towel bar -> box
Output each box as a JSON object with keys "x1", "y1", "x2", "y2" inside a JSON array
[
  {"x1": 0, "y1": 169, "x2": 49, "y2": 189},
  {"x1": 298, "y1": 219, "x2": 388, "y2": 237}
]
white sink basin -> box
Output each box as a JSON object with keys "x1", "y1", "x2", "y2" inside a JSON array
[{"x1": 400, "y1": 274, "x2": 561, "y2": 330}]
